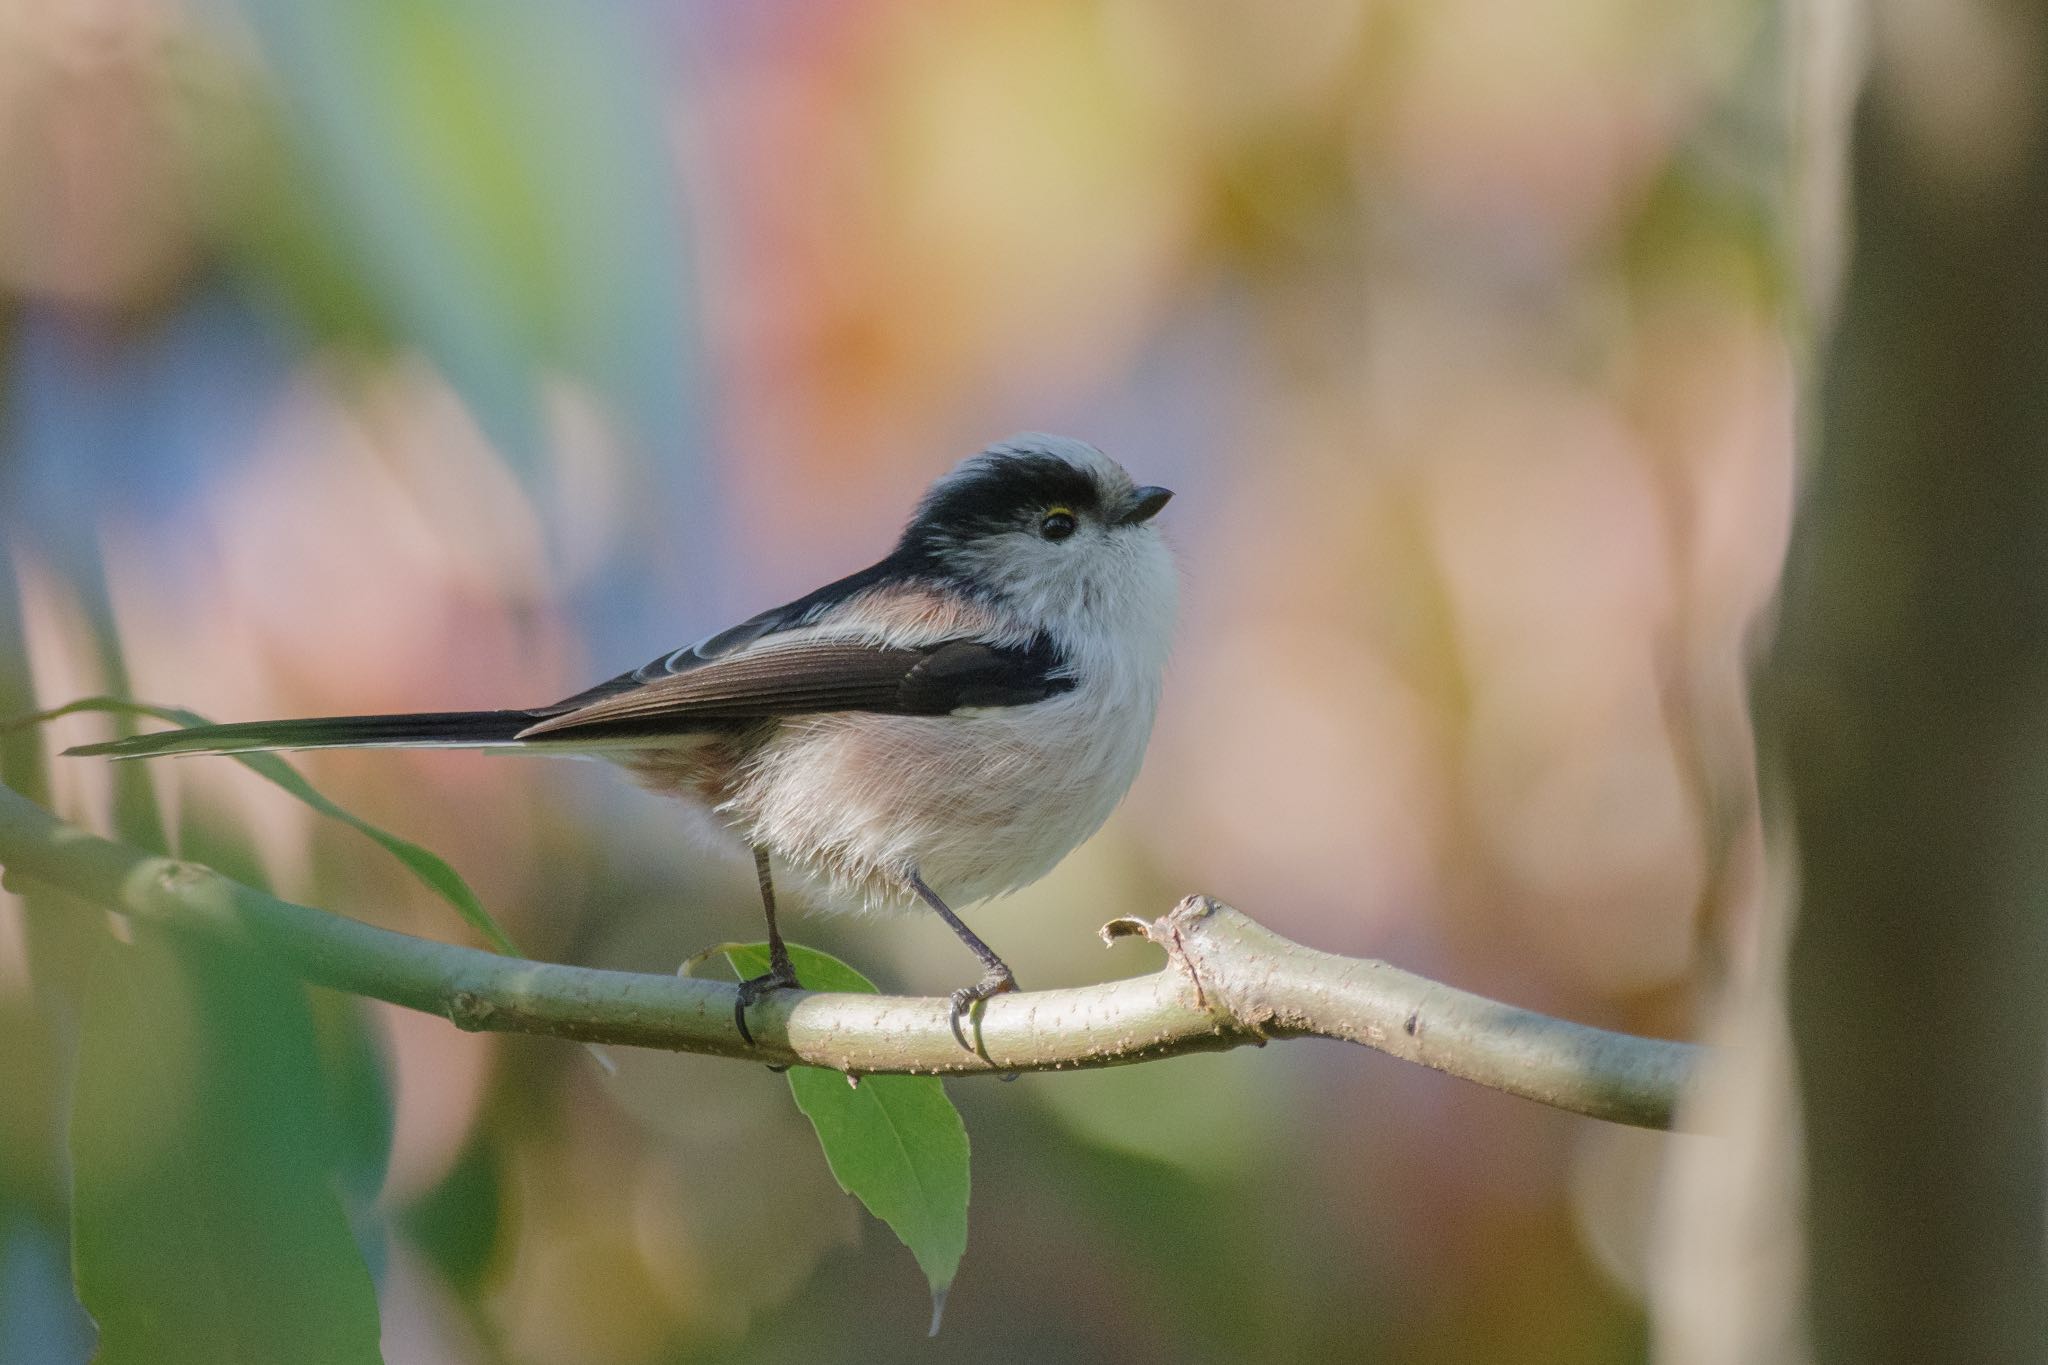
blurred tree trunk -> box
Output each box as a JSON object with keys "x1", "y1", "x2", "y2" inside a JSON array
[{"x1": 1775, "y1": 5, "x2": 2048, "y2": 1361}]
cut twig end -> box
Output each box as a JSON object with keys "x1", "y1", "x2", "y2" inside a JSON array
[
  {"x1": 1098, "y1": 914, "x2": 1153, "y2": 946},
  {"x1": 445, "y1": 990, "x2": 497, "y2": 1032},
  {"x1": 1099, "y1": 893, "x2": 1222, "y2": 950}
]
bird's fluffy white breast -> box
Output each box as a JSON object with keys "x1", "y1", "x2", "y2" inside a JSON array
[{"x1": 724, "y1": 524, "x2": 1176, "y2": 913}]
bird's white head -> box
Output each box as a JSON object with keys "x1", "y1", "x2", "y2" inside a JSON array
[{"x1": 898, "y1": 434, "x2": 1178, "y2": 668}]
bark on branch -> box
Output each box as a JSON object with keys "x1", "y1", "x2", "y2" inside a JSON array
[{"x1": 0, "y1": 781, "x2": 1702, "y2": 1130}]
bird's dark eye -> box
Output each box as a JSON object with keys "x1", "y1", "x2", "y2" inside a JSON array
[{"x1": 1039, "y1": 509, "x2": 1078, "y2": 541}]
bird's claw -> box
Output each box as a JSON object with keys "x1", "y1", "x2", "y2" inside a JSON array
[
  {"x1": 733, "y1": 962, "x2": 802, "y2": 1049},
  {"x1": 947, "y1": 969, "x2": 1019, "y2": 1056}
]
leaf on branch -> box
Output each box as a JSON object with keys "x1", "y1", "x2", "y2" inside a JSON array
[
  {"x1": 726, "y1": 942, "x2": 970, "y2": 1335},
  {"x1": 9, "y1": 696, "x2": 523, "y2": 955}
]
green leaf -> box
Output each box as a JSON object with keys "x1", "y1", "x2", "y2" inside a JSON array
[
  {"x1": 71, "y1": 930, "x2": 384, "y2": 1364},
  {"x1": 726, "y1": 942, "x2": 970, "y2": 1335},
  {"x1": 8, "y1": 697, "x2": 522, "y2": 955}
]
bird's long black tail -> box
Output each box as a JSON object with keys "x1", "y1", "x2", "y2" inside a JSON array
[{"x1": 64, "y1": 710, "x2": 549, "y2": 760}]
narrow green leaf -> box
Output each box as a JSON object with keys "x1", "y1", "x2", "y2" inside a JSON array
[
  {"x1": 8, "y1": 697, "x2": 522, "y2": 955},
  {"x1": 726, "y1": 942, "x2": 970, "y2": 1334},
  {"x1": 71, "y1": 930, "x2": 383, "y2": 1365}
]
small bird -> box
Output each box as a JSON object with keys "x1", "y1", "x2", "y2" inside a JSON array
[{"x1": 68, "y1": 435, "x2": 1178, "y2": 1046}]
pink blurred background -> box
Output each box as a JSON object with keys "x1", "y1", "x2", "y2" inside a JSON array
[{"x1": 0, "y1": 1, "x2": 1807, "y2": 1360}]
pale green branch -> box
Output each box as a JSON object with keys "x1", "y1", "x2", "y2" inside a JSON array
[{"x1": 0, "y1": 782, "x2": 1702, "y2": 1130}]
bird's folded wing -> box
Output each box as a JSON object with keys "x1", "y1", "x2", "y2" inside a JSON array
[{"x1": 514, "y1": 636, "x2": 1071, "y2": 741}]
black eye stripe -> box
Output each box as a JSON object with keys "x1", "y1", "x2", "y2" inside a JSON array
[{"x1": 911, "y1": 455, "x2": 1102, "y2": 537}]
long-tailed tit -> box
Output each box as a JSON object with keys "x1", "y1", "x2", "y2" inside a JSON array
[{"x1": 69, "y1": 434, "x2": 1178, "y2": 1046}]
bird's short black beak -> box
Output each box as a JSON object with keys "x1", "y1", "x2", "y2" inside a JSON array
[{"x1": 1119, "y1": 486, "x2": 1174, "y2": 526}]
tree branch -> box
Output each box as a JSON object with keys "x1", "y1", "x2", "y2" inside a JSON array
[{"x1": 0, "y1": 781, "x2": 1702, "y2": 1130}]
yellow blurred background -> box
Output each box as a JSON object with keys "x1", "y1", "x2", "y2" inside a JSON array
[{"x1": 0, "y1": 1, "x2": 1811, "y2": 1361}]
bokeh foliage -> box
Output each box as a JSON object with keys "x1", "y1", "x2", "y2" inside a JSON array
[{"x1": 0, "y1": 1, "x2": 1830, "y2": 1361}]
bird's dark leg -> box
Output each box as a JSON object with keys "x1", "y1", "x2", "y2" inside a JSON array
[
  {"x1": 908, "y1": 870, "x2": 1019, "y2": 1053},
  {"x1": 734, "y1": 846, "x2": 801, "y2": 1047}
]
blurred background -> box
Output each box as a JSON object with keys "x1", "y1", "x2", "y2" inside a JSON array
[{"x1": 0, "y1": 1, "x2": 1823, "y2": 1361}]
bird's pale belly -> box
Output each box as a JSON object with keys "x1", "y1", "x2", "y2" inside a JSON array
[{"x1": 638, "y1": 687, "x2": 1151, "y2": 913}]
